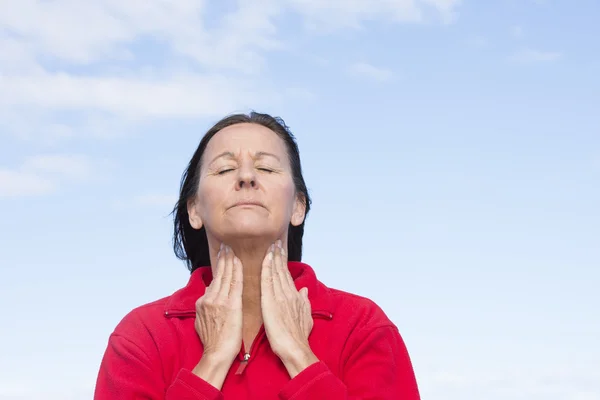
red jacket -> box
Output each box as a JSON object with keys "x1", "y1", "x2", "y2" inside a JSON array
[{"x1": 94, "y1": 262, "x2": 420, "y2": 399}]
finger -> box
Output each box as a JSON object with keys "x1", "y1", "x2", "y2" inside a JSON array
[
  {"x1": 218, "y1": 245, "x2": 234, "y2": 299},
  {"x1": 300, "y1": 287, "x2": 312, "y2": 316},
  {"x1": 208, "y1": 244, "x2": 225, "y2": 294},
  {"x1": 261, "y1": 244, "x2": 275, "y2": 297},
  {"x1": 275, "y1": 241, "x2": 293, "y2": 295},
  {"x1": 300, "y1": 287, "x2": 309, "y2": 303},
  {"x1": 271, "y1": 242, "x2": 285, "y2": 299},
  {"x1": 229, "y1": 256, "x2": 243, "y2": 298},
  {"x1": 279, "y1": 244, "x2": 295, "y2": 290}
]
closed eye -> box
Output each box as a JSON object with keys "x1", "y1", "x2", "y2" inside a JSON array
[
  {"x1": 217, "y1": 169, "x2": 234, "y2": 175},
  {"x1": 258, "y1": 168, "x2": 275, "y2": 173}
]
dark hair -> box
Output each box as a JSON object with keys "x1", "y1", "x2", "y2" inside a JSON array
[{"x1": 172, "y1": 111, "x2": 312, "y2": 272}]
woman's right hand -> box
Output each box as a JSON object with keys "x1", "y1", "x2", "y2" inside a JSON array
[{"x1": 192, "y1": 244, "x2": 243, "y2": 389}]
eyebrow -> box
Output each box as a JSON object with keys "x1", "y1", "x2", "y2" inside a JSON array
[
  {"x1": 255, "y1": 151, "x2": 281, "y2": 162},
  {"x1": 208, "y1": 151, "x2": 236, "y2": 166},
  {"x1": 208, "y1": 151, "x2": 280, "y2": 165}
]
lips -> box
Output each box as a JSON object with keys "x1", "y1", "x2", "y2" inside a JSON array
[{"x1": 230, "y1": 201, "x2": 265, "y2": 209}]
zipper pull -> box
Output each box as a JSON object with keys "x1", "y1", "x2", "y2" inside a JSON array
[{"x1": 235, "y1": 353, "x2": 250, "y2": 375}]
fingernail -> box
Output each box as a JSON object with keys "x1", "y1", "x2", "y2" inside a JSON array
[
  {"x1": 277, "y1": 240, "x2": 283, "y2": 248},
  {"x1": 220, "y1": 243, "x2": 224, "y2": 250},
  {"x1": 217, "y1": 250, "x2": 221, "y2": 258},
  {"x1": 225, "y1": 245, "x2": 230, "y2": 253},
  {"x1": 269, "y1": 244, "x2": 275, "y2": 252}
]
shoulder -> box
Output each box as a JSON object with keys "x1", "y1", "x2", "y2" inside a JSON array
[
  {"x1": 110, "y1": 295, "x2": 173, "y2": 341},
  {"x1": 326, "y1": 285, "x2": 397, "y2": 332},
  {"x1": 313, "y1": 284, "x2": 408, "y2": 367}
]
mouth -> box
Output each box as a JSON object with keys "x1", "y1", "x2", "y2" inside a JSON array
[{"x1": 230, "y1": 201, "x2": 265, "y2": 209}]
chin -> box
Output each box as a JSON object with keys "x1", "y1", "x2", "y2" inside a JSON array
[{"x1": 223, "y1": 219, "x2": 276, "y2": 239}]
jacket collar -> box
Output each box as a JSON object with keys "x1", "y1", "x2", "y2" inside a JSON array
[{"x1": 164, "y1": 261, "x2": 333, "y2": 319}]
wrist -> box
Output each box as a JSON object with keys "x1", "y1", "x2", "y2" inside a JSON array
[
  {"x1": 279, "y1": 344, "x2": 319, "y2": 379},
  {"x1": 192, "y1": 352, "x2": 235, "y2": 390}
]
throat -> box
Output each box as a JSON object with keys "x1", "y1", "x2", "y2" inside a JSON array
[
  {"x1": 240, "y1": 262, "x2": 264, "y2": 353},
  {"x1": 242, "y1": 311, "x2": 263, "y2": 354}
]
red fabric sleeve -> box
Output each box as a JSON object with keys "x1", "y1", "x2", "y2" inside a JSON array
[
  {"x1": 94, "y1": 333, "x2": 223, "y2": 400},
  {"x1": 278, "y1": 325, "x2": 420, "y2": 400}
]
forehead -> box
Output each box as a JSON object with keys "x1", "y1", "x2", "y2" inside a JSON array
[{"x1": 205, "y1": 123, "x2": 287, "y2": 159}]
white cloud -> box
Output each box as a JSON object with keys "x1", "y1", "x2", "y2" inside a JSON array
[
  {"x1": 0, "y1": 155, "x2": 97, "y2": 198},
  {"x1": 289, "y1": 0, "x2": 461, "y2": 30},
  {"x1": 510, "y1": 48, "x2": 563, "y2": 63},
  {"x1": 348, "y1": 62, "x2": 395, "y2": 82},
  {"x1": 1, "y1": 1, "x2": 219, "y2": 66},
  {"x1": 0, "y1": 0, "x2": 461, "y2": 139},
  {"x1": 0, "y1": 71, "x2": 272, "y2": 119},
  {"x1": 0, "y1": 0, "x2": 458, "y2": 73},
  {"x1": 0, "y1": 169, "x2": 56, "y2": 198}
]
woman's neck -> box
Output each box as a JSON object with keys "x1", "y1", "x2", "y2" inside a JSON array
[
  {"x1": 208, "y1": 238, "x2": 283, "y2": 322},
  {"x1": 207, "y1": 237, "x2": 289, "y2": 348},
  {"x1": 230, "y1": 241, "x2": 272, "y2": 347},
  {"x1": 236, "y1": 250, "x2": 264, "y2": 321}
]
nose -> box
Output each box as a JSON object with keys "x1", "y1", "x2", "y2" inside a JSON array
[{"x1": 235, "y1": 163, "x2": 258, "y2": 190}]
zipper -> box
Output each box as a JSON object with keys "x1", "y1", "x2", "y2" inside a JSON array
[
  {"x1": 233, "y1": 312, "x2": 332, "y2": 376},
  {"x1": 235, "y1": 326, "x2": 267, "y2": 375},
  {"x1": 235, "y1": 352, "x2": 251, "y2": 375}
]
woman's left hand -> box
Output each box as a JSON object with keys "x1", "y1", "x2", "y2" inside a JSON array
[{"x1": 261, "y1": 240, "x2": 319, "y2": 378}]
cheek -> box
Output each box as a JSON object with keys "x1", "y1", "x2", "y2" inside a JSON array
[
  {"x1": 278, "y1": 181, "x2": 297, "y2": 214},
  {"x1": 196, "y1": 182, "x2": 224, "y2": 216}
]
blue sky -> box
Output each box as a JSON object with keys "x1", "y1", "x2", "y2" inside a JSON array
[{"x1": 1, "y1": 1, "x2": 599, "y2": 399}]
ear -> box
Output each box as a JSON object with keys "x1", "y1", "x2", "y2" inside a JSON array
[
  {"x1": 187, "y1": 197, "x2": 203, "y2": 230},
  {"x1": 290, "y1": 193, "x2": 307, "y2": 227}
]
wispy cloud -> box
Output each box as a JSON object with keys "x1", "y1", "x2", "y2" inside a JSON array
[
  {"x1": 0, "y1": 169, "x2": 56, "y2": 198},
  {"x1": 509, "y1": 48, "x2": 563, "y2": 63},
  {"x1": 0, "y1": 1, "x2": 461, "y2": 140},
  {"x1": 347, "y1": 62, "x2": 395, "y2": 82},
  {"x1": 1, "y1": 72, "x2": 272, "y2": 119},
  {"x1": 0, "y1": 155, "x2": 98, "y2": 198},
  {"x1": 288, "y1": 0, "x2": 461, "y2": 30}
]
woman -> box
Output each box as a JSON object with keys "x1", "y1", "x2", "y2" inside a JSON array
[{"x1": 94, "y1": 112, "x2": 421, "y2": 399}]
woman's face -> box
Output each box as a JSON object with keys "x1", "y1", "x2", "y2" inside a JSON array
[{"x1": 187, "y1": 123, "x2": 305, "y2": 244}]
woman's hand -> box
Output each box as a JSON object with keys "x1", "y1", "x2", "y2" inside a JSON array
[
  {"x1": 261, "y1": 240, "x2": 319, "y2": 378},
  {"x1": 192, "y1": 244, "x2": 243, "y2": 389}
]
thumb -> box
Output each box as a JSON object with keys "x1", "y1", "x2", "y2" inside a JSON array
[{"x1": 300, "y1": 287, "x2": 309, "y2": 300}]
